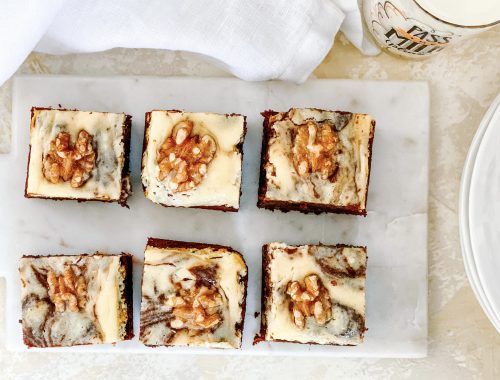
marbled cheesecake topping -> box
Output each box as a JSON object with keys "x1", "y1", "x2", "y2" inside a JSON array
[
  {"x1": 262, "y1": 108, "x2": 375, "y2": 211},
  {"x1": 140, "y1": 240, "x2": 247, "y2": 348},
  {"x1": 19, "y1": 254, "x2": 131, "y2": 348},
  {"x1": 262, "y1": 242, "x2": 367, "y2": 345}
]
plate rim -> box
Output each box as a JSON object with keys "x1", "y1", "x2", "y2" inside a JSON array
[
  {"x1": 467, "y1": 95, "x2": 500, "y2": 326},
  {"x1": 459, "y1": 92, "x2": 500, "y2": 331}
]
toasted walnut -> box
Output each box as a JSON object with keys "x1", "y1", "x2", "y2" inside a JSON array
[
  {"x1": 164, "y1": 278, "x2": 223, "y2": 332},
  {"x1": 286, "y1": 274, "x2": 332, "y2": 329},
  {"x1": 292, "y1": 122, "x2": 337, "y2": 180},
  {"x1": 42, "y1": 130, "x2": 96, "y2": 188},
  {"x1": 157, "y1": 120, "x2": 217, "y2": 192},
  {"x1": 47, "y1": 265, "x2": 87, "y2": 312}
]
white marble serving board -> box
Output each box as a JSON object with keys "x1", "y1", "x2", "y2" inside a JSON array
[{"x1": 0, "y1": 76, "x2": 428, "y2": 357}]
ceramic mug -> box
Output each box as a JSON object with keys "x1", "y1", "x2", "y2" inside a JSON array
[{"x1": 362, "y1": 0, "x2": 500, "y2": 58}]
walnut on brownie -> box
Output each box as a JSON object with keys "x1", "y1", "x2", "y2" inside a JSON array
[
  {"x1": 258, "y1": 242, "x2": 367, "y2": 346},
  {"x1": 257, "y1": 108, "x2": 375, "y2": 215},
  {"x1": 139, "y1": 238, "x2": 248, "y2": 348},
  {"x1": 25, "y1": 108, "x2": 132, "y2": 206},
  {"x1": 19, "y1": 253, "x2": 133, "y2": 347},
  {"x1": 141, "y1": 110, "x2": 246, "y2": 211}
]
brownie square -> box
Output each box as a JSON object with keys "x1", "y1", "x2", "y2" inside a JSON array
[
  {"x1": 140, "y1": 238, "x2": 248, "y2": 348},
  {"x1": 25, "y1": 107, "x2": 132, "y2": 207},
  {"x1": 259, "y1": 242, "x2": 366, "y2": 345},
  {"x1": 258, "y1": 108, "x2": 375, "y2": 215},
  {"x1": 19, "y1": 253, "x2": 134, "y2": 347},
  {"x1": 141, "y1": 110, "x2": 246, "y2": 211}
]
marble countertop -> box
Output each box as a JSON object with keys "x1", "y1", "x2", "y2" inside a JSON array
[{"x1": 1, "y1": 27, "x2": 499, "y2": 379}]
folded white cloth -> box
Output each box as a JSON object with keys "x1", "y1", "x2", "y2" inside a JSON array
[{"x1": 0, "y1": 0, "x2": 379, "y2": 86}]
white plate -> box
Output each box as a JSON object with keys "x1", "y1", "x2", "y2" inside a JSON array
[
  {"x1": 467, "y1": 93, "x2": 500, "y2": 330},
  {"x1": 0, "y1": 76, "x2": 429, "y2": 357},
  {"x1": 459, "y1": 93, "x2": 500, "y2": 331}
]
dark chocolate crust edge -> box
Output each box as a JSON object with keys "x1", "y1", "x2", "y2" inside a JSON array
[
  {"x1": 141, "y1": 237, "x2": 248, "y2": 348},
  {"x1": 140, "y1": 110, "x2": 151, "y2": 194},
  {"x1": 146, "y1": 237, "x2": 241, "y2": 253},
  {"x1": 21, "y1": 252, "x2": 134, "y2": 347},
  {"x1": 256, "y1": 110, "x2": 275, "y2": 215},
  {"x1": 25, "y1": 107, "x2": 132, "y2": 208},
  {"x1": 23, "y1": 107, "x2": 37, "y2": 200},
  {"x1": 363, "y1": 119, "x2": 376, "y2": 215},
  {"x1": 257, "y1": 200, "x2": 367, "y2": 216},
  {"x1": 253, "y1": 243, "x2": 271, "y2": 345},
  {"x1": 118, "y1": 114, "x2": 132, "y2": 208},
  {"x1": 21, "y1": 252, "x2": 132, "y2": 259},
  {"x1": 257, "y1": 110, "x2": 375, "y2": 217},
  {"x1": 120, "y1": 253, "x2": 135, "y2": 341},
  {"x1": 254, "y1": 243, "x2": 367, "y2": 346},
  {"x1": 141, "y1": 110, "x2": 246, "y2": 213},
  {"x1": 237, "y1": 261, "x2": 248, "y2": 349}
]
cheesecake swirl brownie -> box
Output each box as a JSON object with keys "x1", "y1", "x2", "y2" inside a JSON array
[
  {"x1": 25, "y1": 108, "x2": 132, "y2": 206},
  {"x1": 258, "y1": 108, "x2": 375, "y2": 215},
  {"x1": 259, "y1": 243, "x2": 366, "y2": 345},
  {"x1": 140, "y1": 238, "x2": 248, "y2": 348},
  {"x1": 19, "y1": 253, "x2": 133, "y2": 348},
  {"x1": 141, "y1": 110, "x2": 246, "y2": 211}
]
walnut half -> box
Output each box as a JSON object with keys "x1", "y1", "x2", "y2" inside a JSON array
[
  {"x1": 286, "y1": 274, "x2": 332, "y2": 329},
  {"x1": 165, "y1": 280, "x2": 223, "y2": 332},
  {"x1": 292, "y1": 122, "x2": 337, "y2": 180},
  {"x1": 157, "y1": 120, "x2": 217, "y2": 192},
  {"x1": 42, "y1": 130, "x2": 96, "y2": 188},
  {"x1": 47, "y1": 265, "x2": 88, "y2": 312}
]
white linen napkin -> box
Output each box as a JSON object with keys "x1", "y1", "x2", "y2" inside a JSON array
[{"x1": 0, "y1": 0, "x2": 379, "y2": 86}]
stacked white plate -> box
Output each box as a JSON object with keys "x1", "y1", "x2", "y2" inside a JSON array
[{"x1": 459, "y1": 92, "x2": 500, "y2": 332}]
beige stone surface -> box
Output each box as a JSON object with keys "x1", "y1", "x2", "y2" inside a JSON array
[{"x1": 1, "y1": 27, "x2": 500, "y2": 379}]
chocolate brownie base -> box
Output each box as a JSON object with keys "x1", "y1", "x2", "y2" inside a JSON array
[
  {"x1": 256, "y1": 242, "x2": 367, "y2": 346},
  {"x1": 141, "y1": 111, "x2": 246, "y2": 212},
  {"x1": 144, "y1": 239, "x2": 249, "y2": 326},
  {"x1": 140, "y1": 238, "x2": 248, "y2": 348},
  {"x1": 257, "y1": 109, "x2": 375, "y2": 216},
  {"x1": 25, "y1": 107, "x2": 132, "y2": 207},
  {"x1": 20, "y1": 252, "x2": 134, "y2": 347}
]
